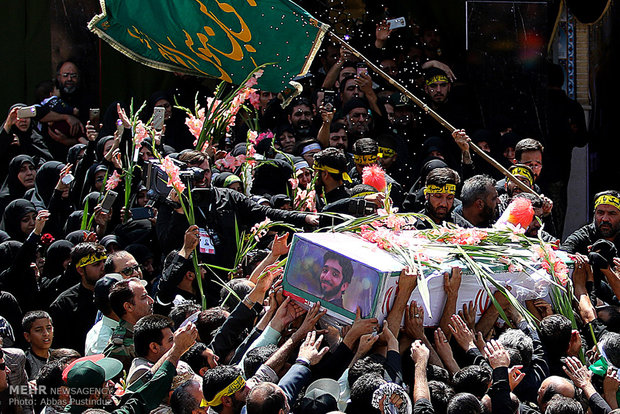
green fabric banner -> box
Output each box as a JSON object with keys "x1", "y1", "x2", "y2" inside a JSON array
[{"x1": 88, "y1": 0, "x2": 329, "y2": 92}]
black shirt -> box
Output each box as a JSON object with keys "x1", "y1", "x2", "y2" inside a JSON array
[
  {"x1": 48, "y1": 283, "x2": 98, "y2": 354},
  {"x1": 560, "y1": 222, "x2": 620, "y2": 255}
]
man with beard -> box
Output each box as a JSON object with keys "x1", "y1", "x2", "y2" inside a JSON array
[
  {"x1": 318, "y1": 251, "x2": 353, "y2": 308},
  {"x1": 343, "y1": 98, "x2": 372, "y2": 142},
  {"x1": 287, "y1": 97, "x2": 315, "y2": 139},
  {"x1": 349, "y1": 138, "x2": 404, "y2": 208},
  {"x1": 328, "y1": 123, "x2": 348, "y2": 152},
  {"x1": 53, "y1": 60, "x2": 92, "y2": 123},
  {"x1": 561, "y1": 191, "x2": 620, "y2": 254},
  {"x1": 496, "y1": 164, "x2": 535, "y2": 216},
  {"x1": 422, "y1": 68, "x2": 482, "y2": 163},
  {"x1": 457, "y1": 175, "x2": 498, "y2": 228},
  {"x1": 416, "y1": 167, "x2": 470, "y2": 229},
  {"x1": 48, "y1": 242, "x2": 107, "y2": 354}
]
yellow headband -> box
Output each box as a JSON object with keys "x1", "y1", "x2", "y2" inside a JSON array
[
  {"x1": 205, "y1": 375, "x2": 246, "y2": 407},
  {"x1": 509, "y1": 166, "x2": 534, "y2": 187},
  {"x1": 595, "y1": 195, "x2": 620, "y2": 211},
  {"x1": 313, "y1": 163, "x2": 352, "y2": 183},
  {"x1": 426, "y1": 75, "x2": 449, "y2": 86},
  {"x1": 353, "y1": 154, "x2": 377, "y2": 165},
  {"x1": 351, "y1": 191, "x2": 376, "y2": 198},
  {"x1": 378, "y1": 147, "x2": 396, "y2": 158},
  {"x1": 76, "y1": 253, "x2": 107, "y2": 268},
  {"x1": 424, "y1": 184, "x2": 456, "y2": 195}
]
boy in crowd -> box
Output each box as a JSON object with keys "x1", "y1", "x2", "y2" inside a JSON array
[{"x1": 22, "y1": 311, "x2": 54, "y2": 379}]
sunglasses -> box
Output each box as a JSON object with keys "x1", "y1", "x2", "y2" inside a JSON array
[{"x1": 120, "y1": 264, "x2": 141, "y2": 276}]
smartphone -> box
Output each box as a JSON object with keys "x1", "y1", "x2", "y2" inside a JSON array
[
  {"x1": 100, "y1": 190, "x2": 118, "y2": 214},
  {"x1": 89, "y1": 108, "x2": 100, "y2": 124},
  {"x1": 152, "y1": 106, "x2": 165, "y2": 131},
  {"x1": 356, "y1": 62, "x2": 368, "y2": 77},
  {"x1": 387, "y1": 17, "x2": 407, "y2": 30},
  {"x1": 130, "y1": 207, "x2": 154, "y2": 220},
  {"x1": 61, "y1": 174, "x2": 74, "y2": 185},
  {"x1": 17, "y1": 106, "x2": 37, "y2": 118},
  {"x1": 323, "y1": 90, "x2": 335, "y2": 112}
]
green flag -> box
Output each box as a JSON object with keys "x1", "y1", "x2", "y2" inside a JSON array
[{"x1": 88, "y1": 0, "x2": 329, "y2": 92}]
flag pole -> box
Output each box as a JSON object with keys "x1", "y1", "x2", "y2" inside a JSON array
[{"x1": 329, "y1": 30, "x2": 539, "y2": 197}]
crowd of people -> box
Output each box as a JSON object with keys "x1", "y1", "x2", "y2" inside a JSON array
[{"x1": 1, "y1": 11, "x2": 619, "y2": 414}]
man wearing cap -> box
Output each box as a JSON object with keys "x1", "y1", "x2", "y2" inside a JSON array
[
  {"x1": 416, "y1": 167, "x2": 470, "y2": 229},
  {"x1": 562, "y1": 191, "x2": 620, "y2": 255},
  {"x1": 104, "y1": 278, "x2": 154, "y2": 370},
  {"x1": 85, "y1": 274, "x2": 123, "y2": 356},
  {"x1": 64, "y1": 323, "x2": 197, "y2": 414},
  {"x1": 49, "y1": 242, "x2": 107, "y2": 354},
  {"x1": 313, "y1": 148, "x2": 352, "y2": 210}
]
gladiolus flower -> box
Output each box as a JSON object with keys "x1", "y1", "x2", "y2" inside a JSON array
[
  {"x1": 134, "y1": 121, "x2": 148, "y2": 147},
  {"x1": 249, "y1": 92, "x2": 261, "y2": 110},
  {"x1": 289, "y1": 178, "x2": 299, "y2": 190},
  {"x1": 256, "y1": 131, "x2": 273, "y2": 145},
  {"x1": 247, "y1": 130, "x2": 259, "y2": 145},
  {"x1": 106, "y1": 170, "x2": 122, "y2": 191},
  {"x1": 161, "y1": 156, "x2": 186, "y2": 194},
  {"x1": 185, "y1": 113, "x2": 204, "y2": 140}
]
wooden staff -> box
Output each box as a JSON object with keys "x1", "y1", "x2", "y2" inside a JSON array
[{"x1": 329, "y1": 30, "x2": 539, "y2": 197}]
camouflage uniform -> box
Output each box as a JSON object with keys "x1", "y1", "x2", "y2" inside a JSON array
[{"x1": 103, "y1": 319, "x2": 136, "y2": 370}]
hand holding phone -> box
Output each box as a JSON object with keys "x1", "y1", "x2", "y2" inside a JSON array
[
  {"x1": 100, "y1": 190, "x2": 118, "y2": 214},
  {"x1": 17, "y1": 106, "x2": 37, "y2": 119},
  {"x1": 152, "y1": 107, "x2": 165, "y2": 131}
]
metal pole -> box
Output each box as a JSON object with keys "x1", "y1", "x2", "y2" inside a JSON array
[{"x1": 329, "y1": 30, "x2": 539, "y2": 197}]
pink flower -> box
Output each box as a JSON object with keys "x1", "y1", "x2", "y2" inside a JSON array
[
  {"x1": 246, "y1": 77, "x2": 258, "y2": 88},
  {"x1": 207, "y1": 98, "x2": 221, "y2": 115},
  {"x1": 256, "y1": 131, "x2": 273, "y2": 145},
  {"x1": 247, "y1": 144, "x2": 257, "y2": 165},
  {"x1": 250, "y1": 218, "x2": 272, "y2": 241},
  {"x1": 384, "y1": 214, "x2": 406, "y2": 232},
  {"x1": 247, "y1": 130, "x2": 259, "y2": 145},
  {"x1": 134, "y1": 121, "x2": 149, "y2": 148},
  {"x1": 249, "y1": 92, "x2": 261, "y2": 110},
  {"x1": 254, "y1": 69, "x2": 264, "y2": 79},
  {"x1": 508, "y1": 263, "x2": 524, "y2": 273},
  {"x1": 305, "y1": 190, "x2": 317, "y2": 212},
  {"x1": 216, "y1": 153, "x2": 247, "y2": 171},
  {"x1": 161, "y1": 156, "x2": 186, "y2": 194},
  {"x1": 289, "y1": 178, "x2": 299, "y2": 190},
  {"x1": 185, "y1": 112, "x2": 204, "y2": 140},
  {"x1": 216, "y1": 154, "x2": 237, "y2": 171},
  {"x1": 105, "y1": 170, "x2": 122, "y2": 191}
]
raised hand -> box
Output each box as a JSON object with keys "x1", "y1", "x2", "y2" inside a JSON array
[
  {"x1": 298, "y1": 331, "x2": 329, "y2": 365},
  {"x1": 404, "y1": 301, "x2": 425, "y2": 340},
  {"x1": 448, "y1": 314, "x2": 475, "y2": 351},
  {"x1": 343, "y1": 307, "x2": 378, "y2": 349},
  {"x1": 483, "y1": 339, "x2": 510, "y2": 369}
]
